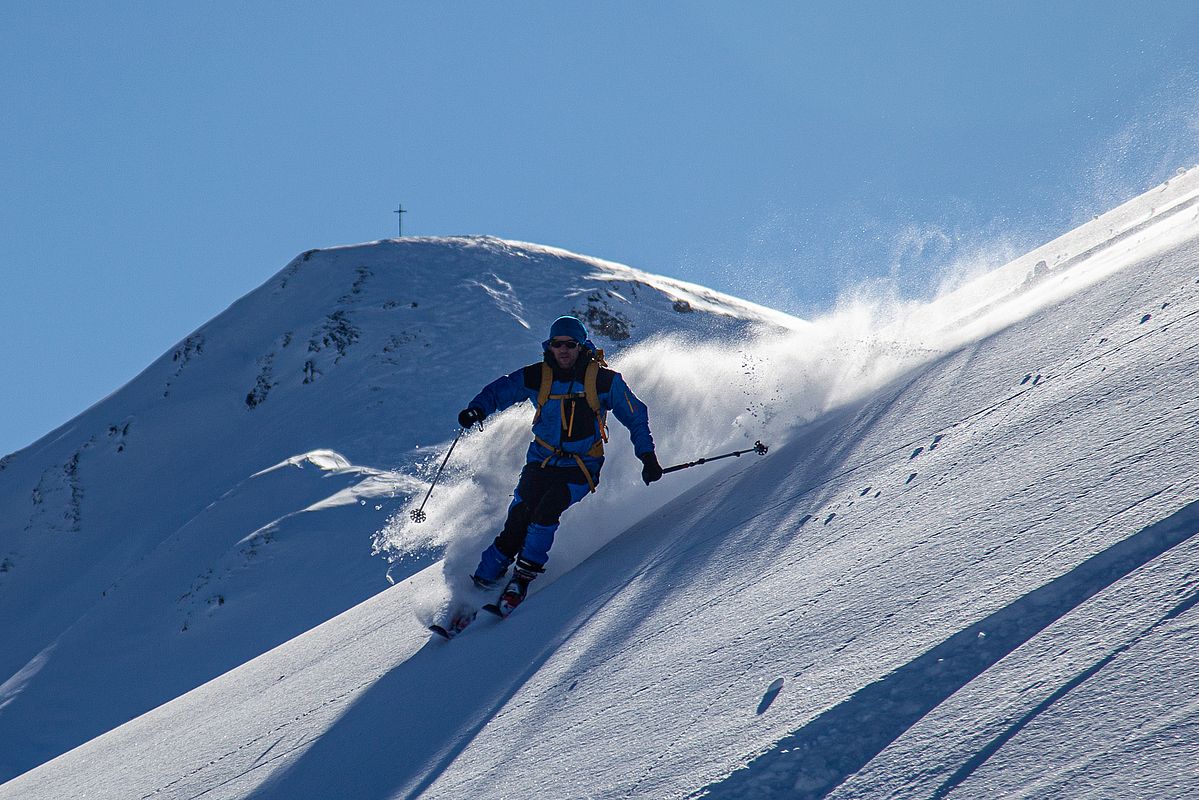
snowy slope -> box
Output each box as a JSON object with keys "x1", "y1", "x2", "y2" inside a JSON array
[
  {"x1": 5, "y1": 169, "x2": 1199, "y2": 800},
  {"x1": 0, "y1": 237, "x2": 790, "y2": 782}
]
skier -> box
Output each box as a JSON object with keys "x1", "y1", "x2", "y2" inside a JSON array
[{"x1": 457, "y1": 315, "x2": 662, "y2": 616}]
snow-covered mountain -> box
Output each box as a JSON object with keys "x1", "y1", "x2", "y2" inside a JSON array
[
  {"x1": 4, "y1": 167, "x2": 1199, "y2": 799},
  {"x1": 0, "y1": 237, "x2": 792, "y2": 782}
]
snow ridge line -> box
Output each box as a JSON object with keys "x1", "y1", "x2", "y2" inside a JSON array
[
  {"x1": 670, "y1": 297, "x2": 1199, "y2": 580},
  {"x1": 1046, "y1": 190, "x2": 1199, "y2": 281}
]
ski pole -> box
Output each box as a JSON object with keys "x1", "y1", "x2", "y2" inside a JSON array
[
  {"x1": 410, "y1": 426, "x2": 471, "y2": 523},
  {"x1": 661, "y1": 440, "x2": 769, "y2": 474}
]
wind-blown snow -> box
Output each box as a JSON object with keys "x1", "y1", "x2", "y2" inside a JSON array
[
  {"x1": 0, "y1": 235, "x2": 786, "y2": 781},
  {"x1": 375, "y1": 169, "x2": 1199, "y2": 632},
  {"x1": 3, "y1": 168, "x2": 1199, "y2": 799}
]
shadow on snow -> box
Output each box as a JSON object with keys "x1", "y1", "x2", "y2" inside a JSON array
[{"x1": 697, "y1": 497, "x2": 1199, "y2": 800}]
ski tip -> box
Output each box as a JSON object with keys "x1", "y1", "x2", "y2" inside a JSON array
[
  {"x1": 428, "y1": 624, "x2": 452, "y2": 640},
  {"x1": 482, "y1": 603, "x2": 505, "y2": 618}
]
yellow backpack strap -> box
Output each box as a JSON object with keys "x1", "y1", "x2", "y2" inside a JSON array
[
  {"x1": 583, "y1": 361, "x2": 601, "y2": 413},
  {"x1": 533, "y1": 435, "x2": 598, "y2": 492},
  {"x1": 583, "y1": 360, "x2": 608, "y2": 443},
  {"x1": 532, "y1": 362, "x2": 553, "y2": 423}
]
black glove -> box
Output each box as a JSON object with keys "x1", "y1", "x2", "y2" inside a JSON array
[
  {"x1": 639, "y1": 451, "x2": 663, "y2": 485},
  {"x1": 458, "y1": 406, "x2": 486, "y2": 429}
]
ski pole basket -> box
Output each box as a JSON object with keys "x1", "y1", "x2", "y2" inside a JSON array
[{"x1": 410, "y1": 426, "x2": 470, "y2": 523}]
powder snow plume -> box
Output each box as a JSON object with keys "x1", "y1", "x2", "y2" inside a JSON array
[{"x1": 374, "y1": 169, "x2": 1199, "y2": 621}]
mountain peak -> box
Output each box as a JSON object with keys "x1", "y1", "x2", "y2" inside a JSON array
[
  {"x1": 0, "y1": 237, "x2": 790, "y2": 782},
  {"x1": 6, "y1": 167, "x2": 1199, "y2": 795}
]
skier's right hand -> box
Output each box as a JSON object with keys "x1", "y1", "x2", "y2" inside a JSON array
[{"x1": 458, "y1": 407, "x2": 486, "y2": 429}]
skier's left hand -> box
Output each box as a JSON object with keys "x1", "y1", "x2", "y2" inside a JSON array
[{"x1": 639, "y1": 451, "x2": 663, "y2": 485}]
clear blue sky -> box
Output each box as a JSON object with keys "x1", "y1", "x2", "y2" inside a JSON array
[{"x1": 3, "y1": 1, "x2": 1198, "y2": 456}]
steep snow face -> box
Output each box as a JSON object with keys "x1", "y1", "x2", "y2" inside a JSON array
[
  {"x1": 375, "y1": 168, "x2": 1199, "y2": 627},
  {"x1": 0, "y1": 236, "x2": 790, "y2": 781},
  {"x1": 5, "y1": 169, "x2": 1199, "y2": 798},
  {"x1": 7, "y1": 165, "x2": 1199, "y2": 796}
]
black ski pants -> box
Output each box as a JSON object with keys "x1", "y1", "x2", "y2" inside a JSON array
[{"x1": 493, "y1": 462, "x2": 594, "y2": 564}]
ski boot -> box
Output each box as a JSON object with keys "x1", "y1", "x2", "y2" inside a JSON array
[
  {"x1": 484, "y1": 558, "x2": 543, "y2": 618},
  {"x1": 471, "y1": 572, "x2": 502, "y2": 591}
]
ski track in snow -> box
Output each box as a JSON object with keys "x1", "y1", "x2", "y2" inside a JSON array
[
  {"x1": 4, "y1": 171, "x2": 1199, "y2": 799},
  {"x1": 699, "y1": 495, "x2": 1199, "y2": 799},
  {"x1": 0, "y1": 234, "x2": 781, "y2": 786}
]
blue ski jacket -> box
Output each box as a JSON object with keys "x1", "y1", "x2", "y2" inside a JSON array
[{"x1": 467, "y1": 349, "x2": 654, "y2": 483}]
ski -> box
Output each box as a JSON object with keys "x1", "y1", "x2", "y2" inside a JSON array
[
  {"x1": 428, "y1": 624, "x2": 455, "y2": 640},
  {"x1": 427, "y1": 607, "x2": 478, "y2": 640},
  {"x1": 427, "y1": 574, "x2": 505, "y2": 640},
  {"x1": 435, "y1": 571, "x2": 531, "y2": 633}
]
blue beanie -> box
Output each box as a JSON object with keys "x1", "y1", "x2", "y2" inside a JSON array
[{"x1": 548, "y1": 315, "x2": 587, "y2": 343}]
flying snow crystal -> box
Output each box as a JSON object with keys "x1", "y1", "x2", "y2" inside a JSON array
[{"x1": 373, "y1": 185, "x2": 1199, "y2": 612}]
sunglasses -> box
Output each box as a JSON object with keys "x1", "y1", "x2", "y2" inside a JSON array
[{"x1": 549, "y1": 339, "x2": 579, "y2": 350}]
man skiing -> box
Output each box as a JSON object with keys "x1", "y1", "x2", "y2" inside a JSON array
[{"x1": 457, "y1": 315, "x2": 662, "y2": 617}]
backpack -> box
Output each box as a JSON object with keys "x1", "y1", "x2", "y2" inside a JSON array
[{"x1": 530, "y1": 349, "x2": 610, "y2": 489}]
